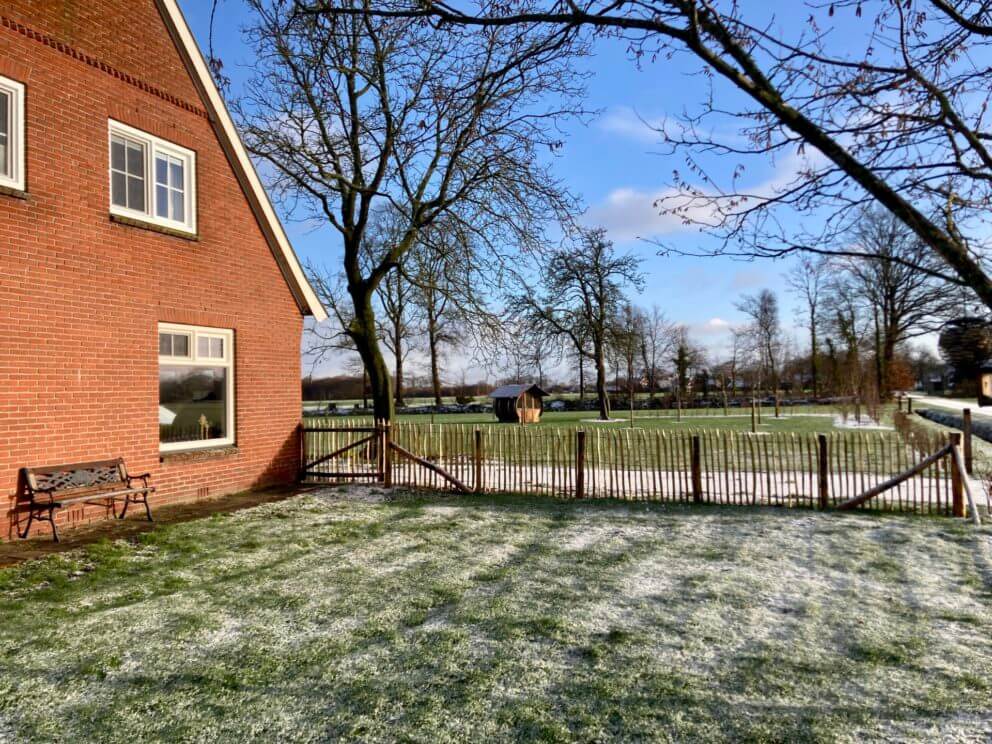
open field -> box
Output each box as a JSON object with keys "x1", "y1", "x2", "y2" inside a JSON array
[
  {"x1": 2, "y1": 488, "x2": 990, "y2": 742},
  {"x1": 307, "y1": 406, "x2": 880, "y2": 434}
]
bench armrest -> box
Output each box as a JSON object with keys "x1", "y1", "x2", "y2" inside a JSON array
[
  {"x1": 26, "y1": 487, "x2": 57, "y2": 503},
  {"x1": 126, "y1": 473, "x2": 152, "y2": 487}
]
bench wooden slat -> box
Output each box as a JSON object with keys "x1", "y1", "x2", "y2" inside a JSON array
[{"x1": 43, "y1": 487, "x2": 153, "y2": 505}]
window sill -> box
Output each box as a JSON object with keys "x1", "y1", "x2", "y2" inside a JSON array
[
  {"x1": 160, "y1": 445, "x2": 239, "y2": 464},
  {"x1": 110, "y1": 213, "x2": 198, "y2": 241},
  {"x1": 0, "y1": 184, "x2": 28, "y2": 200}
]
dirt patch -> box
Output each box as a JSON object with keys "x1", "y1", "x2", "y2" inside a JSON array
[{"x1": 0, "y1": 485, "x2": 303, "y2": 568}]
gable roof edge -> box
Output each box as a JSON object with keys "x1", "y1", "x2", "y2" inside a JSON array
[{"x1": 156, "y1": 0, "x2": 327, "y2": 322}]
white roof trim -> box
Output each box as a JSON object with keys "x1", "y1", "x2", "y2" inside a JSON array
[{"x1": 157, "y1": 0, "x2": 327, "y2": 321}]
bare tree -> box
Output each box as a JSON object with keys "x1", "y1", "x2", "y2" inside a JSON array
[
  {"x1": 405, "y1": 238, "x2": 458, "y2": 409},
  {"x1": 510, "y1": 228, "x2": 643, "y2": 420},
  {"x1": 497, "y1": 319, "x2": 541, "y2": 385},
  {"x1": 235, "y1": 0, "x2": 583, "y2": 419},
  {"x1": 363, "y1": 207, "x2": 421, "y2": 407},
  {"x1": 822, "y1": 279, "x2": 872, "y2": 404},
  {"x1": 838, "y1": 208, "x2": 960, "y2": 397},
  {"x1": 639, "y1": 305, "x2": 674, "y2": 400},
  {"x1": 670, "y1": 325, "x2": 704, "y2": 408},
  {"x1": 786, "y1": 257, "x2": 828, "y2": 398},
  {"x1": 735, "y1": 289, "x2": 782, "y2": 396},
  {"x1": 404, "y1": 217, "x2": 502, "y2": 407},
  {"x1": 323, "y1": 2, "x2": 992, "y2": 310},
  {"x1": 611, "y1": 302, "x2": 646, "y2": 420}
]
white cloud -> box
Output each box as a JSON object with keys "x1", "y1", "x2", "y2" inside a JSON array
[
  {"x1": 597, "y1": 106, "x2": 755, "y2": 148},
  {"x1": 583, "y1": 150, "x2": 825, "y2": 243},
  {"x1": 694, "y1": 317, "x2": 733, "y2": 336},
  {"x1": 596, "y1": 106, "x2": 666, "y2": 143},
  {"x1": 583, "y1": 186, "x2": 695, "y2": 240}
]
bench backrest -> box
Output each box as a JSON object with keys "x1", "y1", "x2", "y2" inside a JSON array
[{"x1": 23, "y1": 459, "x2": 128, "y2": 494}]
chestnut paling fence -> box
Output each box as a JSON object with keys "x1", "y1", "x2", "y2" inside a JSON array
[{"x1": 300, "y1": 418, "x2": 973, "y2": 516}]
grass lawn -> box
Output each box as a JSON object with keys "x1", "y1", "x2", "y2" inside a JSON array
[
  {"x1": 2, "y1": 488, "x2": 991, "y2": 742},
  {"x1": 316, "y1": 406, "x2": 869, "y2": 434}
]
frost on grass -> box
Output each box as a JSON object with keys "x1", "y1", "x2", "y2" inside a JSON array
[{"x1": 0, "y1": 488, "x2": 991, "y2": 743}]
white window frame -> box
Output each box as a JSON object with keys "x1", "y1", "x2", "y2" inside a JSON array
[
  {"x1": 109, "y1": 120, "x2": 197, "y2": 235},
  {"x1": 0, "y1": 75, "x2": 25, "y2": 192},
  {"x1": 159, "y1": 329, "x2": 193, "y2": 359},
  {"x1": 158, "y1": 323, "x2": 234, "y2": 452}
]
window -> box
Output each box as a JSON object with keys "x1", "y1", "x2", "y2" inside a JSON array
[
  {"x1": 109, "y1": 121, "x2": 196, "y2": 234},
  {"x1": 159, "y1": 331, "x2": 190, "y2": 358},
  {"x1": 111, "y1": 135, "x2": 147, "y2": 212},
  {"x1": 159, "y1": 324, "x2": 234, "y2": 451},
  {"x1": 0, "y1": 75, "x2": 25, "y2": 192}
]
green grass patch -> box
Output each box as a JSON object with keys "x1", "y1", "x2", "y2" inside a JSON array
[{"x1": 0, "y1": 490, "x2": 990, "y2": 742}]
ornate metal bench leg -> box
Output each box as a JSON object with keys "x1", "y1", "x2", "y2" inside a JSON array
[
  {"x1": 142, "y1": 494, "x2": 153, "y2": 521},
  {"x1": 17, "y1": 507, "x2": 34, "y2": 539},
  {"x1": 48, "y1": 506, "x2": 59, "y2": 543},
  {"x1": 119, "y1": 497, "x2": 129, "y2": 520}
]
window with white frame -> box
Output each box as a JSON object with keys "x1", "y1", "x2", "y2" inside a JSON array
[
  {"x1": 109, "y1": 120, "x2": 196, "y2": 234},
  {"x1": 0, "y1": 75, "x2": 25, "y2": 192},
  {"x1": 158, "y1": 324, "x2": 234, "y2": 451}
]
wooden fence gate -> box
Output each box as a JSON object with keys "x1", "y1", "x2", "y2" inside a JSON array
[{"x1": 299, "y1": 423, "x2": 470, "y2": 493}]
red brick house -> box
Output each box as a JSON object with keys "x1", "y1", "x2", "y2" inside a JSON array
[{"x1": 0, "y1": 0, "x2": 327, "y2": 539}]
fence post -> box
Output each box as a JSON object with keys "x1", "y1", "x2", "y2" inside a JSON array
[
  {"x1": 375, "y1": 420, "x2": 384, "y2": 482},
  {"x1": 474, "y1": 428, "x2": 483, "y2": 493},
  {"x1": 897, "y1": 395, "x2": 903, "y2": 413},
  {"x1": 963, "y1": 408, "x2": 973, "y2": 475},
  {"x1": 383, "y1": 422, "x2": 392, "y2": 488},
  {"x1": 297, "y1": 421, "x2": 306, "y2": 481},
  {"x1": 775, "y1": 391, "x2": 781, "y2": 419},
  {"x1": 950, "y1": 433, "x2": 965, "y2": 518},
  {"x1": 691, "y1": 435, "x2": 703, "y2": 503},
  {"x1": 907, "y1": 397, "x2": 913, "y2": 414},
  {"x1": 817, "y1": 434, "x2": 829, "y2": 509},
  {"x1": 575, "y1": 430, "x2": 586, "y2": 499},
  {"x1": 750, "y1": 400, "x2": 757, "y2": 433}
]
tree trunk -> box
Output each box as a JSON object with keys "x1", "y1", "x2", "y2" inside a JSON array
[
  {"x1": 578, "y1": 351, "x2": 586, "y2": 400},
  {"x1": 349, "y1": 284, "x2": 395, "y2": 421},
  {"x1": 394, "y1": 324, "x2": 406, "y2": 408},
  {"x1": 594, "y1": 341, "x2": 611, "y2": 420},
  {"x1": 809, "y1": 322, "x2": 819, "y2": 398},
  {"x1": 872, "y1": 309, "x2": 885, "y2": 399},
  {"x1": 881, "y1": 326, "x2": 898, "y2": 399},
  {"x1": 428, "y1": 317, "x2": 442, "y2": 407}
]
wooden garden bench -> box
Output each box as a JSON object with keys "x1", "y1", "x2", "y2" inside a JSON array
[{"x1": 18, "y1": 458, "x2": 154, "y2": 542}]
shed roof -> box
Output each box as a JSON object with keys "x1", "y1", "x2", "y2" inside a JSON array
[{"x1": 489, "y1": 384, "x2": 549, "y2": 399}]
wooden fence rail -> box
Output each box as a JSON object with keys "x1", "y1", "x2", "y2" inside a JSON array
[{"x1": 300, "y1": 419, "x2": 971, "y2": 516}]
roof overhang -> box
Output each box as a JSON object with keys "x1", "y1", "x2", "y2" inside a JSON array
[
  {"x1": 155, "y1": 0, "x2": 328, "y2": 322},
  {"x1": 489, "y1": 384, "x2": 550, "y2": 399}
]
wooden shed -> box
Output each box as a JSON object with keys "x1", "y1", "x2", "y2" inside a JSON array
[
  {"x1": 980, "y1": 362, "x2": 992, "y2": 407},
  {"x1": 489, "y1": 384, "x2": 549, "y2": 424}
]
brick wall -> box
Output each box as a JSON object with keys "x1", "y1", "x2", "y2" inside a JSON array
[{"x1": 0, "y1": 1, "x2": 306, "y2": 539}]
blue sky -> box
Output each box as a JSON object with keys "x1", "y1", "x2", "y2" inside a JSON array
[{"x1": 177, "y1": 1, "x2": 856, "y2": 376}]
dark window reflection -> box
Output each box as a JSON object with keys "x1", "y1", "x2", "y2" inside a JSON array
[{"x1": 159, "y1": 366, "x2": 227, "y2": 444}]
